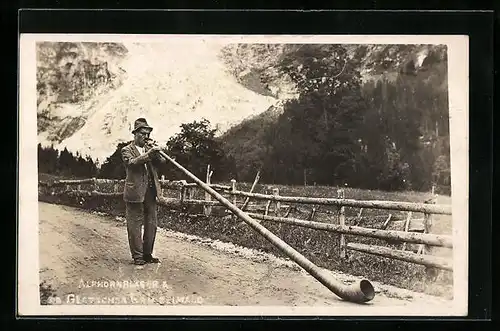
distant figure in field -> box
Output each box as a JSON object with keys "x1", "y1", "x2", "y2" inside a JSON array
[{"x1": 121, "y1": 118, "x2": 167, "y2": 265}]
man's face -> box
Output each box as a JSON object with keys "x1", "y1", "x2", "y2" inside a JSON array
[{"x1": 134, "y1": 128, "x2": 151, "y2": 147}]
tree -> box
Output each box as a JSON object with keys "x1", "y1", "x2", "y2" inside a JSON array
[
  {"x1": 163, "y1": 119, "x2": 235, "y2": 181},
  {"x1": 262, "y1": 44, "x2": 368, "y2": 186},
  {"x1": 98, "y1": 141, "x2": 131, "y2": 179},
  {"x1": 37, "y1": 143, "x2": 98, "y2": 178},
  {"x1": 96, "y1": 120, "x2": 236, "y2": 181},
  {"x1": 38, "y1": 143, "x2": 59, "y2": 174},
  {"x1": 359, "y1": 53, "x2": 449, "y2": 192},
  {"x1": 85, "y1": 155, "x2": 98, "y2": 177},
  {"x1": 57, "y1": 147, "x2": 73, "y2": 176}
]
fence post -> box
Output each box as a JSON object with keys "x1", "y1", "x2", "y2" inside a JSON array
[
  {"x1": 204, "y1": 164, "x2": 213, "y2": 217},
  {"x1": 230, "y1": 179, "x2": 237, "y2": 204},
  {"x1": 264, "y1": 186, "x2": 271, "y2": 216},
  {"x1": 273, "y1": 187, "x2": 280, "y2": 217},
  {"x1": 265, "y1": 200, "x2": 271, "y2": 216},
  {"x1": 231, "y1": 179, "x2": 237, "y2": 218},
  {"x1": 338, "y1": 188, "x2": 346, "y2": 259},
  {"x1": 241, "y1": 170, "x2": 261, "y2": 211},
  {"x1": 159, "y1": 176, "x2": 165, "y2": 197},
  {"x1": 180, "y1": 185, "x2": 186, "y2": 205},
  {"x1": 308, "y1": 207, "x2": 316, "y2": 221},
  {"x1": 382, "y1": 214, "x2": 392, "y2": 230},
  {"x1": 402, "y1": 211, "x2": 413, "y2": 251},
  {"x1": 355, "y1": 208, "x2": 363, "y2": 225},
  {"x1": 420, "y1": 198, "x2": 436, "y2": 255}
]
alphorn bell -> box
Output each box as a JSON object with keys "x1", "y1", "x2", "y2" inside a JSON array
[{"x1": 155, "y1": 149, "x2": 375, "y2": 303}]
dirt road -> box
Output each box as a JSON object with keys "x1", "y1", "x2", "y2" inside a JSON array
[{"x1": 38, "y1": 202, "x2": 451, "y2": 308}]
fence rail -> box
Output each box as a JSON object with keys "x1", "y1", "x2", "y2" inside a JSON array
[
  {"x1": 246, "y1": 213, "x2": 453, "y2": 248},
  {"x1": 228, "y1": 190, "x2": 451, "y2": 215},
  {"x1": 42, "y1": 177, "x2": 451, "y2": 215},
  {"x1": 346, "y1": 243, "x2": 453, "y2": 271},
  {"x1": 39, "y1": 176, "x2": 453, "y2": 271},
  {"x1": 40, "y1": 178, "x2": 231, "y2": 190}
]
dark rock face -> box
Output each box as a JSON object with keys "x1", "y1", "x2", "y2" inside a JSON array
[
  {"x1": 220, "y1": 43, "x2": 447, "y2": 97},
  {"x1": 37, "y1": 42, "x2": 128, "y2": 143}
]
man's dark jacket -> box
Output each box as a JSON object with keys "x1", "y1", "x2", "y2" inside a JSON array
[{"x1": 121, "y1": 142, "x2": 166, "y2": 203}]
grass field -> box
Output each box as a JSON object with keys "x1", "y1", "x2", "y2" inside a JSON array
[{"x1": 38, "y1": 173, "x2": 454, "y2": 298}]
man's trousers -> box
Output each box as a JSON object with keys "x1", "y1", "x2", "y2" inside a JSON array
[{"x1": 125, "y1": 186, "x2": 157, "y2": 261}]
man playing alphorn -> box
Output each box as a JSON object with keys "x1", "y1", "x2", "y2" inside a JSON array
[{"x1": 121, "y1": 118, "x2": 167, "y2": 265}]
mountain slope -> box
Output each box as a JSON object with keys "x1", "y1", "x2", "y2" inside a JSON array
[
  {"x1": 217, "y1": 100, "x2": 286, "y2": 180},
  {"x1": 220, "y1": 43, "x2": 446, "y2": 91},
  {"x1": 37, "y1": 42, "x2": 129, "y2": 145},
  {"x1": 218, "y1": 44, "x2": 449, "y2": 188},
  {"x1": 37, "y1": 41, "x2": 278, "y2": 162}
]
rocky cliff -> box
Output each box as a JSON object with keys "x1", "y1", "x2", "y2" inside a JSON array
[{"x1": 37, "y1": 40, "x2": 278, "y2": 162}]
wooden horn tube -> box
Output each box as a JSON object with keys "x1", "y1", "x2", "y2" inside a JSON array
[{"x1": 157, "y1": 150, "x2": 375, "y2": 303}]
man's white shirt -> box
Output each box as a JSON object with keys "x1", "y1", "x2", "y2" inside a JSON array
[
  {"x1": 135, "y1": 145, "x2": 149, "y2": 173},
  {"x1": 136, "y1": 145, "x2": 145, "y2": 155}
]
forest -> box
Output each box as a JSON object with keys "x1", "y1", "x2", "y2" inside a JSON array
[{"x1": 220, "y1": 44, "x2": 450, "y2": 193}]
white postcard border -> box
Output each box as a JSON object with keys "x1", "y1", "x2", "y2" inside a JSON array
[{"x1": 18, "y1": 33, "x2": 469, "y2": 316}]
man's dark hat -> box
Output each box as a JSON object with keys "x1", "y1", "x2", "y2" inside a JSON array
[{"x1": 132, "y1": 118, "x2": 153, "y2": 134}]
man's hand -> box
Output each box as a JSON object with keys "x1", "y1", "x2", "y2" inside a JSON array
[
  {"x1": 147, "y1": 145, "x2": 169, "y2": 164},
  {"x1": 147, "y1": 145, "x2": 162, "y2": 156},
  {"x1": 122, "y1": 146, "x2": 151, "y2": 166}
]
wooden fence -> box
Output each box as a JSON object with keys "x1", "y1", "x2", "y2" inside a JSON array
[{"x1": 39, "y1": 175, "x2": 453, "y2": 271}]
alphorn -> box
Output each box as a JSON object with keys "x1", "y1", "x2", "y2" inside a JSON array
[{"x1": 157, "y1": 150, "x2": 375, "y2": 303}]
